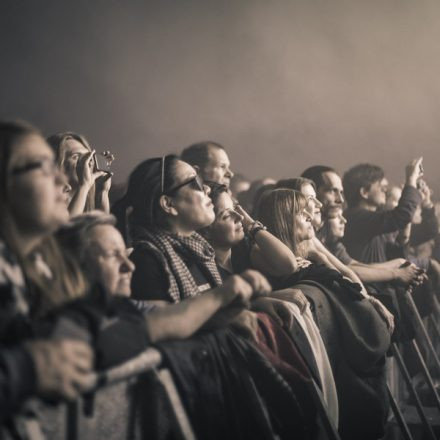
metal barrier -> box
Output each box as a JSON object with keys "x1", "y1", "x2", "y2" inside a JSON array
[{"x1": 29, "y1": 348, "x2": 196, "y2": 440}]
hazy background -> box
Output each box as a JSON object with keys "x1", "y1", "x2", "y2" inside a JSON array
[{"x1": 1, "y1": 0, "x2": 440, "y2": 191}]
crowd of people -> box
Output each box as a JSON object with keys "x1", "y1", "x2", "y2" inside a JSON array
[{"x1": 0, "y1": 119, "x2": 439, "y2": 439}]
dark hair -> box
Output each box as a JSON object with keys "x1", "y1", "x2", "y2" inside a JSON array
[
  {"x1": 112, "y1": 155, "x2": 179, "y2": 242},
  {"x1": 180, "y1": 141, "x2": 225, "y2": 168},
  {"x1": 342, "y1": 164, "x2": 384, "y2": 208},
  {"x1": 205, "y1": 181, "x2": 229, "y2": 214},
  {"x1": 276, "y1": 177, "x2": 316, "y2": 192},
  {"x1": 301, "y1": 166, "x2": 336, "y2": 190}
]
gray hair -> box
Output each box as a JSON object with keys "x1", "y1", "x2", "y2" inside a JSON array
[{"x1": 56, "y1": 210, "x2": 116, "y2": 263}]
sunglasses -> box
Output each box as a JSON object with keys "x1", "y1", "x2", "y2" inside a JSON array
[{"x1": 164, "y1": 175, "x2": 205, "y2": 196}]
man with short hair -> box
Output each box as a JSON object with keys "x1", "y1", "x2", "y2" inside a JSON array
[
  {"x1": 301, "y1": 165, "x2": 344, "y2": 208},
  {"x1": 181, "y1": 141, "x2": 234, "y2": 187},
  {"x1": 301, "y1": 164, "x2": 421, "y2": 286},
  {"x1": 342, "y1": 160, "x2": 422, "y2": 264}
]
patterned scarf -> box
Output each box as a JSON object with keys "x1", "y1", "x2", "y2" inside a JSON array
[{"x1": 133, "y1": 227, "x2": 223, "y2": 303}]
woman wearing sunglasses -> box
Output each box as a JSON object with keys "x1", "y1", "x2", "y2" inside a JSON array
[{"x1": 113, "y1": 155, "x2": 271, "y2": 304}]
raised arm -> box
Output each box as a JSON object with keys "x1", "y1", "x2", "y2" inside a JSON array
[{"x1": 235, "y1": 205, "x2": 298, "y2": 276}]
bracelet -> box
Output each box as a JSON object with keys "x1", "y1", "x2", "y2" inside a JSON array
[{"x1": 248, "y1": 221, "x2": 267, "y2": 241}]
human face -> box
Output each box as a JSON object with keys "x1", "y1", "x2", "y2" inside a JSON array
[
  {"x1": 200, "y1": 147, "x2": 233, "y2": 187},
  {"x1": 169, "y1": 160, "x2": 215, "y2": 232},
  {"x1": 317, "y1": 172, "x2": 344, "y2": 208},
  {"x1": 362, "y1": 178, "x2": 387, "y2": 208},
  {"x1": 301, "y1": 183, "x2": 323, "y2": 229},
  {"x1": 327, "y1": 208, "x2": 347, "y2": 240},
  {"x1": 386, "y1": 186, "x2": 402, "y2": 210},
  {"x1": 62, "y1": 139, "x2": 90, "y2": 188},
  {"x1": 295, "y1": 207, "x2": 315, "y2": 242},
  {"x1": 85, "y1": 224, "x2": 135, "y2": 296},
  {"x1": 208, "y1": 192, "x2": 244, "y2": 248},
  {"x1": 7, "y1": 134, "x2": 69, "y2": 247}
]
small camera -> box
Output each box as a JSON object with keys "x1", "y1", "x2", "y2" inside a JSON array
[{"x1": 94, "y1": 150, "x2": 115, "y2": 173}]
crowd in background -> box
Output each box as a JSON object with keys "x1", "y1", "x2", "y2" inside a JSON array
[{"x1": 1, "y1": 119, "x2": 439, "y2": 439}]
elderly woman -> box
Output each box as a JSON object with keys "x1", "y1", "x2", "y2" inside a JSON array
[{"x1": 56, "y1": 210, "x2": 259, "y2": 343}]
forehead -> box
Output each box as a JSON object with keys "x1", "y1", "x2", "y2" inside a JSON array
[
  {"x1": 8, "y1": 134, "x2": 53, "y2": 166},
  {"x1": 64, "y1": 139, "x2": 89, "y2": 155},
  {"x1": 321, "y1": 171, "x2": 342, "y2": 189},
  {"x1": 215, "y1": 191, "x2": 234, "y2": 213},
  {"x1": 175, "y1": 160, "x2": 197, "y2": 180},
  {"x1": 301, "y1": 183, "x2": 316, "y2": 197},
  {"x1": 328, "y1": 208, "x2": 343, "y2": 219},
  {"x1": 87, "y1": 224, "x2": 125, "y2": 249},
  {"x1": 206, "y1": 147, "x2": 230, "y2": 166}
]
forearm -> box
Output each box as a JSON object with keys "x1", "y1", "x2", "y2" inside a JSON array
[
  {"x1": 68, "y1": 187, "x2": 90, "y2": 216},
  {"x1": 144, "y1": 287, "x2": 232, "y2": 342},
  {"x1": 349, "y1": 261, "x2": 396, "y2": 283},
  {"x1": 96, "y1": 191, "x2": 110, "y2": 214},
  {"x1": 251, "y1": 230, "x2": 298, "y2": 275}
]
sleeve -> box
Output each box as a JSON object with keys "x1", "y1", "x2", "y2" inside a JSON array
[
  {"x1": 0, "y1": 346, "x2": 36, "y2": 422},
  {"x1": 332, "y1": 242, "x2": 353, "y2": 265},
  {"x1": 348, "y1": 185, "x2": 421, "y2": 239},
  {"x1": 130, "y1": 247, "x2": 171, "y2": 301},
  {"x1": 410, "y1": 207, "x2": 439, "y2": 246}
]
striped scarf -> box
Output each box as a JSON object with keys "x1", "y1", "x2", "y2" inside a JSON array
[{"x1": 133, "y1": 227, "x2": 223, "y2": 303}]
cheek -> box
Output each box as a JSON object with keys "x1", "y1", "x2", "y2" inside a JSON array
[{"x1": 99, "y1": 263, "x2": 119, "y2": 291}]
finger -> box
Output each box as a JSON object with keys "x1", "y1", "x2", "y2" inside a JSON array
[
  {"x1": 277, "y1": 304, "x2": 294, "y2": 329},
  {"x1": 70, "y1": 369, "x2": 94, "y2": 392},
  {"x1": 70, "y1": 354, "x2": 94, "y2": 372},
  {"x1": 66, "y1": 341, "x2": 94, "y2": 363}
]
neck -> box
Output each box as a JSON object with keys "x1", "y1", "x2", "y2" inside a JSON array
[
  {"x1": 214, "y1": 246, "x2": 232, "y2": 270},
  {"x1": 358, "y1": 200, "x2": 377, "y2": 211},
  {"x1": 165, "y1": 223, "x2": 194, "y2": 237}
]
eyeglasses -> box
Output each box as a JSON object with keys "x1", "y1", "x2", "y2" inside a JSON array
[
  {"x1": 165, "y1": 175, "x2": 205, "y2": 195},
  {"x1": 10, "y1": 158, "x2": 58, "y2": 177}
]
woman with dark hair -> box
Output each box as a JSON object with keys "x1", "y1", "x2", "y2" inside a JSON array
[
  {"x1": 0, "y1": 120, "x2": 94, "y2": 420},
  {"x1": 112, "y1": 156, "x2": 313, "y2": 439},
  {"x1": 256, "y1": 188, "x2": 392, "y2": 440},
  {"x1": 47, "y1": 132, "x2": 112, "y2": 215}
]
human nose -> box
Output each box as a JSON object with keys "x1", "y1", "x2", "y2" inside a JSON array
[
  {"x1": 341, "y1": 215, "x2": 347, "y2": 224},
  {"x1": 336, "y1": 191, "x2": 344, "y2": 204},
  {"x1": 233, "y1": 210, "x2": 244, "y2": 223},
  {"x1": 226, "y1": 167, "x2": 233, "y2": 178},
  {"x1": 203, "y1": 184, "x2": 211, "y2": 195},
  {"x1": 314, "y1": 197, "x2": 322, "y2": 209},
  {"x1": 120, "y1": 254, "x2": 135, "y2": 273}
]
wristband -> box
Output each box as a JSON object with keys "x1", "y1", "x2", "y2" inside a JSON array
[{"x1": 248, "y1": 221, "x2": 267, "y2": 241}]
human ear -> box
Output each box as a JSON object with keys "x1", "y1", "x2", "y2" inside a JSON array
[
  {"x1": 359, "y1": 186, "x2": 369, "y2": 200},
  {"x1": 159, "y1": 194, "x2": 178, "y2": 216}
]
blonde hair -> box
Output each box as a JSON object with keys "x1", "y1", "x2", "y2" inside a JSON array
[
  {"x1": 255, "y1": 188, "x2": 309, "y2": 257},
  {"x1": 47, "y1": 132, "x2": 96, "y2": 211}
]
